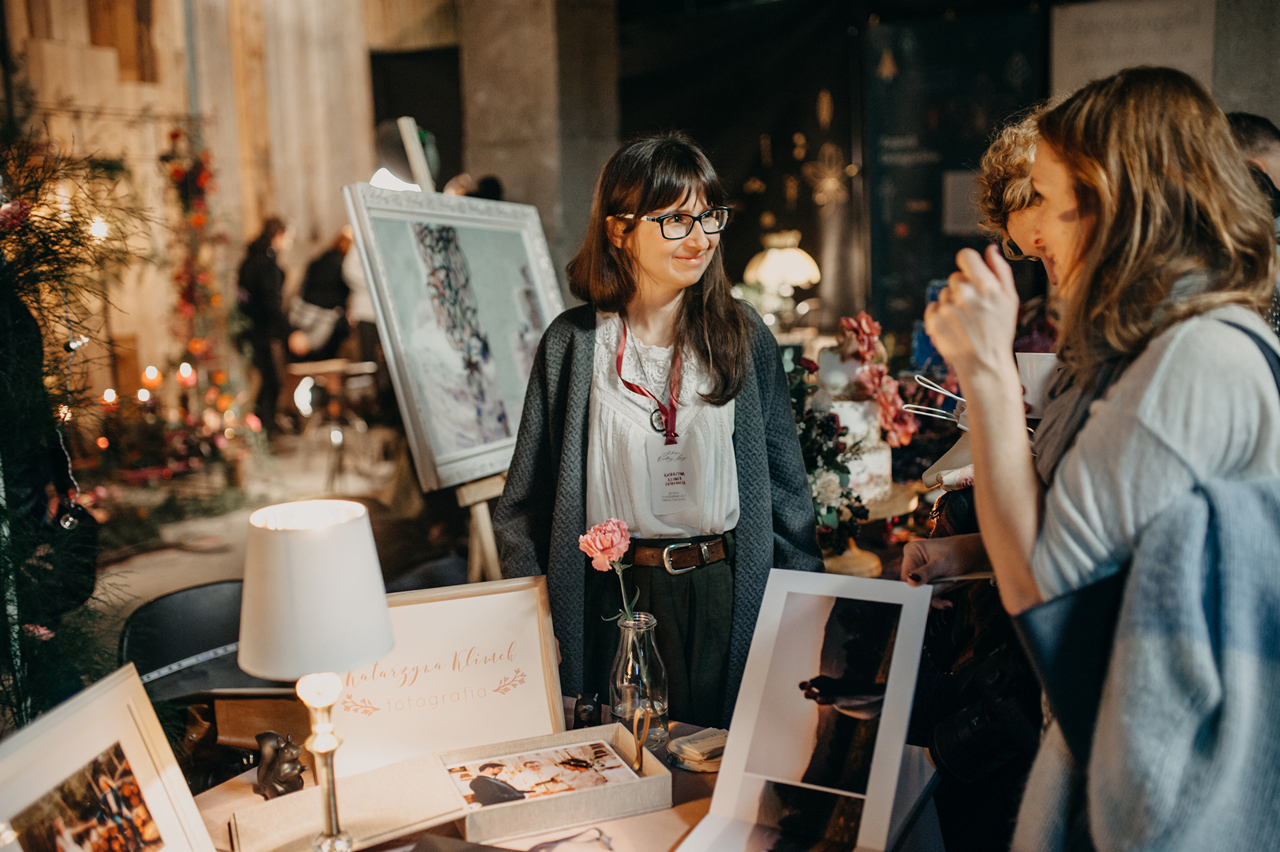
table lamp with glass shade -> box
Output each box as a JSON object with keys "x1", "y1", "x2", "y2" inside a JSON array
[{"x1": 238, "y1": 499, "x2": 394, "y2": 852}]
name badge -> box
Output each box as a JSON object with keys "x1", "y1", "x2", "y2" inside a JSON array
[{"x1": 646, "y1": 433, "x2": 693, "y2": 515}]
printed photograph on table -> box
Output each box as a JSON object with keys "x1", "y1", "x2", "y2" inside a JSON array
[
  {"x1": 343, "y1": 184, "x2": 564, "y2": 491},
  {"x1": 674, "y1": 572, "x2": 931, "y2": 852},
  {"x1": 12, "y1": 743, "x2": 162, "y2": 852},
  {"x1": 446, "y1": 742, "x2": 637, "y2": 810},
  {"x1": 747, "y1": 594, "x2": 902, "y2": 797},
  {"x1": 0, "y1": 667, "x2": 215, "y2": 852}
]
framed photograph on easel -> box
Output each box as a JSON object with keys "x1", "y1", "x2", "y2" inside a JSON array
[
  {"x1": 0, "y1": 666, "x2": 215, "y2": 852},
  {"x1": 342, "y1": 184, "x2": 564, "y2": 492}
]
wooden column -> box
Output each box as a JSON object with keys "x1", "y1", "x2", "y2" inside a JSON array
[{"x1": 227, "y1": 0, "x2": 273, "y2": 241}]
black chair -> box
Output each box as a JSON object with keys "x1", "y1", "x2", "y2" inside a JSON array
[{"x1": 119, "y1": 580, "x2": 291, "y2": 702}]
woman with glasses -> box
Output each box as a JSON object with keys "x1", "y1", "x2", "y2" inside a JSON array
[{"x1": 494, "y1": 132, "x2": 822, "y2": 728}]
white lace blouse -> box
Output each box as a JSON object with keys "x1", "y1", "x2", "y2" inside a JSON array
[{"x1": 585, "y1": 312, "x2": 740, "y2": 538}]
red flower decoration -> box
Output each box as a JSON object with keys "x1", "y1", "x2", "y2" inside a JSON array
[{"x1": 0, "y1": 199, "x2": 31, "y2": 230}]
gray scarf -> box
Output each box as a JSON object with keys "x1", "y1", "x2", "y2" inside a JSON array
[{"x1": 1031, "y1": 272, "x2": 1210, "y2": 485}]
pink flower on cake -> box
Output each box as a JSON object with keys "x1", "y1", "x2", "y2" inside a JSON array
[
  {"x1": 852, "y1": 363, "x2": 888, "y2": 401},
  {"x1": 877, "y1": 377, "x2": 919, "y2": 448},
  {"x1": 836, "y1": 312, "x2": 887, "y2": 364},
  {"x1": 580, "y1": 518, "x2": 631, "y2": 573}
]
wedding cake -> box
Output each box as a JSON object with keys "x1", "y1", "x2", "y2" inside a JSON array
[{"x1": 815, "y1": 313, "x2": 915, "y2": 503}]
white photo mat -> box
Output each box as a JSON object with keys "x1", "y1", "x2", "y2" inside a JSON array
[
  {"x1": 334, "y1": 577, "x2": 565, "y2": 777},
  {"x1": 677, "y1": 571, "x2": 933, "y2": 852},
  {"x1": 343, "y1": 184, "x2": 564, "y2": 492},
  {"x1": 0, "y1": 665, "x2": 215, "y2": 852}
]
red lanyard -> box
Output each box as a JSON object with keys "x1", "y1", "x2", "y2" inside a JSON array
[{"x1": 615, "y1": 320, "x2": 681, "y2": 445}]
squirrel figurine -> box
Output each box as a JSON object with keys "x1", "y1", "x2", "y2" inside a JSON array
[{"x1": 253, "y1": 731, "x2": 305, "y2": 800}]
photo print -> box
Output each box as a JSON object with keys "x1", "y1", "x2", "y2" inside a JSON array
[
  {"x1": 674, "y1": 572, "x2": 931, "y2": 852},
  {"x1": 12, "y1": 742, "x2": 163, "y2": 852},
  {"x1": 744, "y1": 782, "x2": 866, "y2": 851},
  {"x1": 746, "y1": 593, "x2": 902, "y2": 797},
  {"x1": 446, "y1": 742, "x2": 636, "y2": 810}
]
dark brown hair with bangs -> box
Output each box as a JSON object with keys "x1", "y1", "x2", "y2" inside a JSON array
[
  {"x1": 1038, "y1": 67, "x2": 1277, "y2": 384},
  {"x1": 567, "y1": 132, "x2": 749, "y2": 405}
]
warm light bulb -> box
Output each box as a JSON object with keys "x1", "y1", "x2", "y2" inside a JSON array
[
  {"x1": 102, "y1": 388, "x2": 117, "y2": 404},
  {"x1": 136, "y1": 388, "x2": 151, "y2": 402},
  {"x1": 144, "y1": 365, "x2": 159, "y2": 381},
  {"x1": 89, "y1": 216, "x2": 108, "y2": 240},
  {"x1": 296, "y1": 672, "x2": 344, "y2": 708},
  {"x1": 178, "y1": 362, "x2": 194, "y2": 379}
]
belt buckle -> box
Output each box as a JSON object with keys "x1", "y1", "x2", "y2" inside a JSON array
[{"x1": 662, "y1": 542, "x2": 700, "y2": 575}]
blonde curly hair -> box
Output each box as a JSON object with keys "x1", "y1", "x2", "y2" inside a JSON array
[{"x1": 976, "y1": 106, "x2": 1046, "y2": 258}]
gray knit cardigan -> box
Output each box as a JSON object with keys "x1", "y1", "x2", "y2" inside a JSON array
[{"x1": 493, "y1": 303, "x2": 823, "y2": 725}]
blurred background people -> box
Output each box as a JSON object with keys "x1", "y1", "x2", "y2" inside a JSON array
[
  {"x1": 237, "y1": 217, "x2": 303, "y2": 436},
  {"x1": 290, "y1": 226, "x2": 355, "y2": 362}
]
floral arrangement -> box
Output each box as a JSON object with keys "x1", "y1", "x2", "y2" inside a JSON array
[
  {"x1": 785, "y1": 355, "x2": 869, "y2": 555},
  {"x1": 580, "y1": 518, "x2": 638, "y2": 622},
  {"x1": 835, "y1": 312, "x2": 918, "y2": 448}
]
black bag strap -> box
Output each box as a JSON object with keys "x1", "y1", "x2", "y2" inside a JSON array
[{"x1": 1220, "y1": 320, "x2": 1280, "y2": 397}]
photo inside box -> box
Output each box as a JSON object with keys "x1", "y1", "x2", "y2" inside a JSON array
[
  {"x1": 745, "y1": 592, "x2": 902, "y2": 795},
  {"x1": 743, "y1": 782, "x2": 865, "y2": 851},
  {"x1": 446, "y1": 741, "x2": 636, "y2": 810},
  {"x1": 12, "y1": 742, "x2": 164, "y2": 852}
]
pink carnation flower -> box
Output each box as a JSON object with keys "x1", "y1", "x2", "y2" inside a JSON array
[{"x1": 579, "y1": 518, "x2": 631, "y2": 573}]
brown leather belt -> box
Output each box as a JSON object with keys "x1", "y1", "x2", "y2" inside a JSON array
[{"x1": 626, "y1": 537, "x2": 726, "y2": 575}]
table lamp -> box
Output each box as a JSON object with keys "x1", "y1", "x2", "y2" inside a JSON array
[{"x1": 238, "y1": 500, "x2": 395, "y2": 852}]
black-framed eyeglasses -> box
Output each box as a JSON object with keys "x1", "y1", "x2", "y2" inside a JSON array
[{"x1": 622, "y1": 207, "x2": 732, "y2": 239}]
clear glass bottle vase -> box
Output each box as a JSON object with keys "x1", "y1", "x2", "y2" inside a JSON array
[{"x1": 609, "y1": 612, "x2": 670, "y2": 748}]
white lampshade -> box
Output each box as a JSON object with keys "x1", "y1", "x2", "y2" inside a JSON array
[
  {"x1": 743, "y1": 230, "x2": 821, "y2": 290},
  {"x1": 238, "y1": 500, "x2": 394, "y2": 680}
]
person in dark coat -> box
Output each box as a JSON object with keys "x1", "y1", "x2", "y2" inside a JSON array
[
  {"x1": 237, "y1": 217, "x2": 301, "y2": 433},
  {"x1": 468, "y1": 763, "x2": 527, "y2": 806},
  {"x1": 291, "y1": 226, "x2": 354, "y2": 362}
]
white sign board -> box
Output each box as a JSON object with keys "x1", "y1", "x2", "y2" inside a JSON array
[
  {"x1": 1051, "y1": 0, "x2": 1215, "y2": 99},
  {"x1": 334, "y1": 577, "x2": 564, "y2": 777}
]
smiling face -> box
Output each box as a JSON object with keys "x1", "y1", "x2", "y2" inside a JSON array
[
  {"x1": 612, "y1": 190, "x2": 720, "y2": 298},
  {"x1": 1027, "y1": 143, "x2": 1093, "y2": 299}
]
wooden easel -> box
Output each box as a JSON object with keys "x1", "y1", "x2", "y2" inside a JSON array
[{"x1": 456, "y1": 472, "x2": 507, "y2": 583}]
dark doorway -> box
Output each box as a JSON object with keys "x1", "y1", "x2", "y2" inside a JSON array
[{"x1": 370, "y1": 47, "x2": 464, "y2": 186}]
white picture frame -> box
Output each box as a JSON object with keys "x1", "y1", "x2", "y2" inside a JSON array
[
  {"x1": 334, "y1": 577, "x2": 566, "y2": 778},
  {"x1": 343, "y1": 184, "x2": 565, "y2": 492},
  {"x1": 0, "y1": 665, "x2": 215, "y2": 852},
  {"x1": 677, "y1": 571, "x2": 933, "y2": 852}
]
